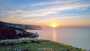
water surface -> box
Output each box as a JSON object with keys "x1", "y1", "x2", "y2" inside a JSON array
[{"x1": 30, "y1": 28, "x2": 90, "y2": 49}]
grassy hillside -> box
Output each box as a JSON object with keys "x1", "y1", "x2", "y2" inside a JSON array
[{"x1": 0, "y1": 40, "x2": 86, "y2": 51}]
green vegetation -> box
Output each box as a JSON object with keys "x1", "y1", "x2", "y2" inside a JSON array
[{"x1": 0, "y1": 40, "x2": 86, "y2": 51}]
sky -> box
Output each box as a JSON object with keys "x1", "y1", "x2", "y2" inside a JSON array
[{"x1": 0, "y1": 0, "x2": 90, "y2": 27}]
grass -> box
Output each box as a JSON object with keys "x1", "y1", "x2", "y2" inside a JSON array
[{"x1": 0, "y1": 40, "x2": 86, "y2": 51}]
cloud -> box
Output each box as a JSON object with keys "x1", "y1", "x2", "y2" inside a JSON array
[
  {"x1": 30, "y1": 0, "x2": 79, "y2": 7},
  {"x1": 0, "y1": 0, "x2": 90, "y2": 19},
  {"x1": 0, "y1": 0, "x2": 90, "y2": 26},
  {"x1": 7, "y1": 3, "x2": 89, "y2": 18}
]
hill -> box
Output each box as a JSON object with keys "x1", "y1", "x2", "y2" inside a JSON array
[{"x1": 0, "y1": 40, "x2": 86, "y2": 51}]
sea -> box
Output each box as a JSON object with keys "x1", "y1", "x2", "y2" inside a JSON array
[{"x1": 29, "y1": 27, "x2": 90, "y2": 50}]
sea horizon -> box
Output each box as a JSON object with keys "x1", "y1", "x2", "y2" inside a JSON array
[{"x1": 29, "y1": 27, "x2": 90, "y2": 50}]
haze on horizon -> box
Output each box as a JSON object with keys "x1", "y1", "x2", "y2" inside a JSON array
[{"x1": 0, "y1": 0, "x2": 90, "y2": 27}]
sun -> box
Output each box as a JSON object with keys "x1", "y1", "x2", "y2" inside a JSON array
[
  {"x1": 49, "y1": 22, "x2": 58, "y2": 28},
  {"x1": 48, "y1": 20, "x2": 60, "y2": 28}
]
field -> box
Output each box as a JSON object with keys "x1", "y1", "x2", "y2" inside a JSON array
[{"x1": 0, "y1": 40, "x2": 86, "y2": 51}]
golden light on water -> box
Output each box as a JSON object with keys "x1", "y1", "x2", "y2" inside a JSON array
[{"x1": 47, "y1": 20, "x2": 60, "y2": 41}]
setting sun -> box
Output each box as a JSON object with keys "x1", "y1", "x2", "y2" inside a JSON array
[
  {"x1": 49, "y1": 23, "x2": 58, "y2": 28},
  {"x1": 48, "y1": 20, "x2": 60, "y2": 28}
]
